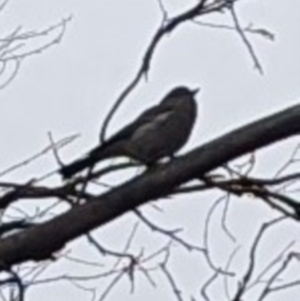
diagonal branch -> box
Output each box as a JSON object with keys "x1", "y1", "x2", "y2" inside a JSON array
[
  {"x1": 100, "y1": 0, "x2": 211, "y2": 142},
  {"x1": 0, "y1": 103, "x2": 300, "y2": 268}
]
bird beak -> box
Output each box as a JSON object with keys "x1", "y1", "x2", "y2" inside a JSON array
[{"x1": 191, "y1": 88, "x2": 200, "y2": 96}]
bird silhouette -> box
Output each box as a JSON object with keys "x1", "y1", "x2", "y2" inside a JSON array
[{"x1": 60, "y1": 86, "x2": 199, "y2": 179}]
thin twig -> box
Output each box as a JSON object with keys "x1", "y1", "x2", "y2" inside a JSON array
[{"x1": 230, "y1": 5, "x2": 263, "y2": 74}]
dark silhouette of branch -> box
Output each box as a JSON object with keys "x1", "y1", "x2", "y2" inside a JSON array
[
  {"x1": 232, "y1": 217, "x2": 286, "y2": 301},
  {"x1": 0, "y1": 220, "x2": 35, "y2": 237},
  {"x1": 0, "y1": 103, "x2": 300, "y2": 268},
  {"x1": 100, "y1": 0, "x2": 226, "y2": 142},
  {"x1": 0, "y1": 133, "x2": 79, "y2": 178},
  {"x1": 135, "y1": 209, "x2": 205, "y2": 252},
  {"x1": 230, "y1": 5, "x2": 263, "y2": 74},
  {"x1": 193, "y1": 20, "x2": 275, "y2": 41},
  {"x1": 0, "y1": 16, "x2": 71, "y2": 89}
]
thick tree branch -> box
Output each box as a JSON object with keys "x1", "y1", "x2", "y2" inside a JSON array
[{"x1": 0, "y1": 103, "x2": 300, "y2": 268}]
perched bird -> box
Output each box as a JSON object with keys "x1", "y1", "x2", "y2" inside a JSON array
[{"x1": 60, "y1": 86, "x2": 199, "y2": 179}]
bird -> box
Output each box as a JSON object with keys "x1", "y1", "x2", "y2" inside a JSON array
[{"x1": 59, "y1": 86, "x2": 199, "y2": 179}]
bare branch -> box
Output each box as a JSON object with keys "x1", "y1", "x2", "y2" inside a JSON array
[
  {"x1": 200, "y1": 272, "x2": 219, "y2": 301},
  {"x1": 160, "y1": 253, "x2": 184, "y2": 301},
  {"x1": 135, "y1": 209, "x2": 205, "y2": 252},
  {"x1": 232, "y1": 217, "x2": 286, "y2": 301},
  {"x1": 0, "y1": 134, "x2": 79, "y2": 178},
  {"x1": 100, "y1": 0, "x2": 226, "y2": 142},
  {"x1": 0, "y1": 16, "x2": 72, "y2": 88},
  {"x1": 257, "y1": 252, "x2": 300, "y2": 301},
  {"x1": 0, "y1": 103, "x2": 300, "y2": 268},
  {"x1": 230, "y1": 5, "x2": 263, "y2": 74},
  {"x1": 193, "y1": 20, "x2": 275, "y2": 41}
]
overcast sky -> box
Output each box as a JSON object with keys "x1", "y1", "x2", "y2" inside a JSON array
[{"x1": 0, "y1": 0, "x2": 300, "y2": 301}]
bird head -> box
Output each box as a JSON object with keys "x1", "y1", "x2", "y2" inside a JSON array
[{"x1": 161, "y1": 86, "x2": 200, "y2": 106}]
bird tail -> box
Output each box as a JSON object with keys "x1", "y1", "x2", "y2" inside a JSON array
[
  {"x1": 59, "y1": 143, "x2": 123, "y2": 179},
  {"x1": 59, "y1": 155, "x2": 97, "y2": 179}
]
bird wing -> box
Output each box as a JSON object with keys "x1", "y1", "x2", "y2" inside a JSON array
[
  {"x1": 103, "y1": 103, "x2": 175, "y2": 144},
  {"x1": 130, "y1": 111, "x2": 172, "y2": 141}
]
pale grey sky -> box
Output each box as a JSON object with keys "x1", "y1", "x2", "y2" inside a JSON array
[{"x1": 0, "y1": 0, "x2": 300, "y2": 300}]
